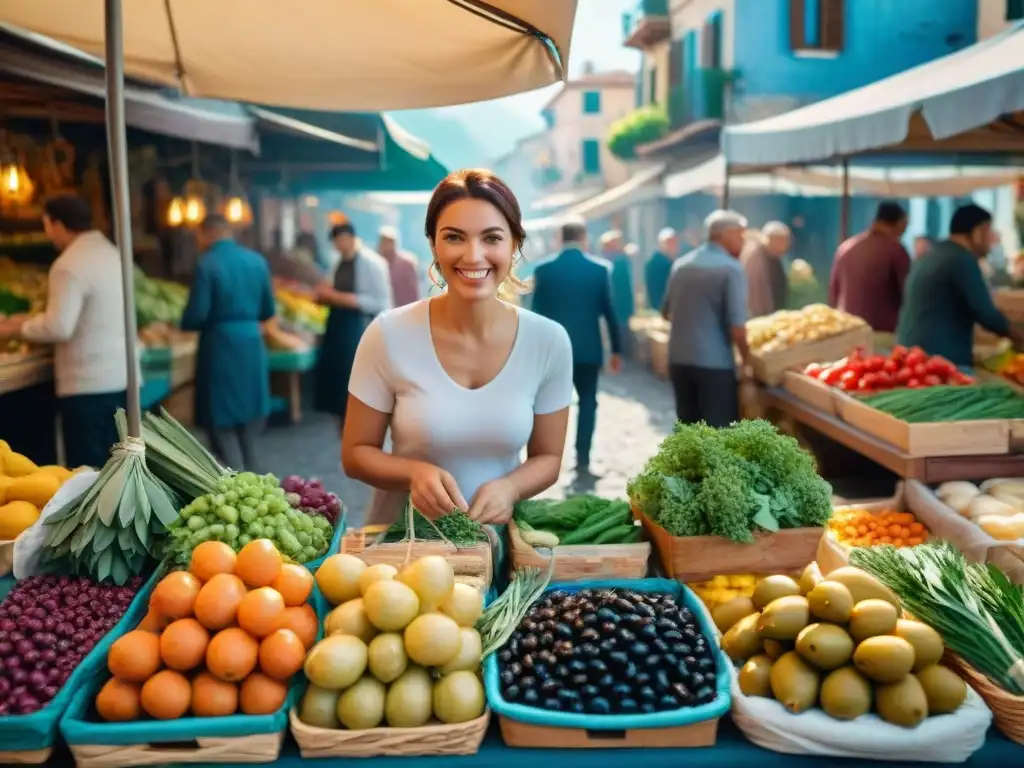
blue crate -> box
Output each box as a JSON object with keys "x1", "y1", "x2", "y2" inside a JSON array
[
  {"x1": 0, "y1": 569, "x2": 160, "y2": 752},
  {"x1": 483, "y1": 578, "x2": 732, "y2": 730}
]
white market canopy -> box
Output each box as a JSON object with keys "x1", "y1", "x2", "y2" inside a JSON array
[
  {"x1": 0, "y1": 0, "x2": 578, "y2": 110},
  {"x1": 721, "y1": 21, "x2": 1024, "y2": 168}
]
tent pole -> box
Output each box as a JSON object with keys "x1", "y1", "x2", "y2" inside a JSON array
[
  {"x1": 104, "y1": 0, "x2": 142, "y2": 437},
  {"x1": 722, "y1": 162, "x2": 731, "y2": 209},
  {"x1": 840, "y1": 157, "x2": 850, "y2": 242}
]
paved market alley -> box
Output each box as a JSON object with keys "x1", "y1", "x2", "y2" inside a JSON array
[{"x1": 238, "y1": 363, "x2": 678, "y2": 527}]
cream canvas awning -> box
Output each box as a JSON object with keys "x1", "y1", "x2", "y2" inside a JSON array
[
  {"x1": 721, "y1": 22, "x2": 1024, "y2": 167},
  {"x1": 0, "y1": 0, "x2": 578, "y2": 110}
]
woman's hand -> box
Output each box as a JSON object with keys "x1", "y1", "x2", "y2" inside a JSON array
[
  {"x1": 409, "y1": 461, "x2": 468, "y2": 519},
  {"x1": 468, "y1": 478, "x2": 518, "y2": 525}
]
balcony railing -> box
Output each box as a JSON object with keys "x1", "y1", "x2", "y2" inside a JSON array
[
  {"x1": 667, "y1": 68, "x2": 733, "y2": 127},
  {"x1": 622, "y1": 0, "x2": 671, "y2": 49}
]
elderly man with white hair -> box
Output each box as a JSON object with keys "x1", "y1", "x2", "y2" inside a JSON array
[
  {"x1": 377, "y1": 225, "x2": 421, "y2": 307},
  {"x1": 740, "y1": 220, "x2": 791, "y2": 318},
  {"x1": 644, "y1": 226, "x2": 679, "y2": 311},
  {"x1": 599, "y1": 229, "x2": 635, "y2": 355},
  {"x1": 662, "y1": 210, "x2": 751, "y2": 428}
]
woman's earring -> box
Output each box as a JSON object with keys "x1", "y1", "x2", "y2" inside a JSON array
[{"x1": 429, "y1": 260, "x2": 446, "y2": 289}]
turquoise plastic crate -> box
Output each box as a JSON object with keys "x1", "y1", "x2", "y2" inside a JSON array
[
  {"x1": 483, "y1": 578, "x2": 732, "y2": 731},
  {"x1": 0, "y1": 569, "x2": 161, "y2": 752},
  {"x1": 60, "y1": 584, "x2": 326, "y2": 747},
  {"x1": 302, "y1": 506, "x2": 347, "y2": 574}
]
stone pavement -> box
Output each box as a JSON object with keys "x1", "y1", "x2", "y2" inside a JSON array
[{"x1": 232, "y1": 363, "x2": 678, "y2": 528}]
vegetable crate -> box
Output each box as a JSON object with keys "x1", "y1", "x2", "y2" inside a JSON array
[
  {"x1": 635, "y1": 508, "x2": 821, "y2": 584},
  {"x1": 750, "y1": 325, "x2": 873, "y2": 386},
  {"x1": 484, "y1": 578, "x2": 731, "y2": 749},
  {"x1": 834, "y1": 392, "x2": 1009, "y2": 457},
  {"x1": 782, "y1": 371, "x2": 837, "y2": 416},
  {"x1": 507, "y1": 520, "x2": 649, "y2": 582}
]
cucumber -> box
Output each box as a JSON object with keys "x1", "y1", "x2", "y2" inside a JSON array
[
  {"x1": 560, "y1": 505, "x2": 631, "y2": 545},
  {"x1": 592, "y1": 523, "x2": 638, "y2": 545}
]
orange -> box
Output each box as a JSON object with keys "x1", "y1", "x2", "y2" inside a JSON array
[
  {"x1": 150, "y1": 571, "x2": 202, "y2": 619},
  {"x1": 194, "y1": 573, "x2": 248, "y2": 630},
  {"x1": 206, "y1": 627, "x2": 259, "y2": 682},
  {"x1": 191, "y1": 672, "x2": 239, "y2": 717},
  {"x1": 189, "y1": 541, "x2": 238, "y2": 583},
  {"x1": 159, "y1": 618, "x2": 210, "y2": 671},
  {"x1": 270, "y1": 563, "x2": 314, "y2": 607},
  {"x1": 235, "y1": 539, "x2": 282, "y2": 589},
  {"x1": 108, "y1": 630, "x2": 162, "y2": 683},
  {"x1": 279, "y1": 604, "x2": 318, "y2": 650},
  {"x1": 95, "y1": 678, "x2": 141, "y2": 722},
  {"x1": 258, "y1": 629, "x2": 305, "y2": 681},
  {"x1": 138, "y1": 609, "x2": 170, "y2": 634},
  {"x1": 237, "y1": 587, "x2": 286, "y2": 639},
  {"x1": 239, "y1": 672, "x2": 288, "y2": 715},
  {"x1": 140, "y1": 670, "x2": 192, "y2": 720}
]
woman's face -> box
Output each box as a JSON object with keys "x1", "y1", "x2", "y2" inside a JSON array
[{"x1": 433, "y1": 198, "x2": 515, "y2": 301}]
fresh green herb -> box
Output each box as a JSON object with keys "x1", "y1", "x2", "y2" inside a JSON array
[
  {"x1": 382, "y1": 503, "x2": 486, "y2": 548},
  {"x1": 138, "y1": 408, "x2": 229, "y2": 499},
  {"x1": 851, "y1": 542, "x2": 1024, "y2": 694},
  {"x1": 476, "y1": 563, "x2": 553, "y2": 658},
  {"x1": 626, "y1": 419, "x2": 832, "y2": 543}
]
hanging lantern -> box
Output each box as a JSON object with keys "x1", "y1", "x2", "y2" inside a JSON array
[
  {"x1": 167, "y1": 197, "x2": 186, "y2": 227},
  {"x1": 223, "y1": 195, "x2": 253, "y2": 225},
  {"x1": 0, "y1": 161, "x2": 35, "y2": 206},
  {"x1": 184, "y1": 195, "x2": 206, "y2": 225}
]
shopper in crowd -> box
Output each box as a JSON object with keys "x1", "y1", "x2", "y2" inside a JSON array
[
  {"x1": 828, "y1": 201, "x2": 911, "y2": 332},
  {"x1": 0, "y1": 195, "x2": 131, "y2": 468},
  {"x1": 741, "y1": 220, "x2": 791, "y2": 318},
  {"x1": 897, "y1": 204, "x2": 1024, "y2": 368},
  {"x1": 663, "y1": 210, "x2": 751, "y2": 428},
  {"x1": 314, "y1": 222, "x2": 392, "y2": 426},
  {"x1": 181, "y1": 214, "x2": 275, "y2": 470},
  {"x1": 341, "y1": 169, "x2": 572, "y2": 525},
  {"x1": 532, "y1": 220, "x2": 622, "y2": 476},
  {"x1": 644, "y1": 227, "x2": 679, "y2": 311},
  {"x1": 913, "y1": 235, "x2": 933, "y2": 260},
  {"x1": 599, "y1": 229, "x2": 635, "y2": 358},
  {"x1": 377, "y1": 225, "x2": 421, "y2": 307}
]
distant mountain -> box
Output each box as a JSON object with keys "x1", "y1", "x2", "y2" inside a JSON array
[{"x1": 388, "y1": 101, "x2": 544, "y2": 171}]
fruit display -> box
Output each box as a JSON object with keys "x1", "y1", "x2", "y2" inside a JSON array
[
  {"x1": 512, "y1": 496, "x2": 641, "y2": 547},
  {"x1": 163, "y1": 472, "x2": 334, "y2": 567},
  {"x1": 688, "y1": 574, "x2": 759, "y2": 615},
  {"x1": 827, "y1": 508, "x2": 929, "y2": 549},
  {"x1": 851, "y1": 543, "x2": 1024, "y2": 696},
  {"x1": 299, "y1": 554, "x2": 487, "y2": 729},
  {"x1": 981, "y1": 347, "x2": 1024, "y2": 387},
  {"x1": 746, "y1": 304, "x2": 866, "y2": 354},
  {"x1": 721, "y1": 564, "x2": 968, "y2": 726},
  {"x1": 0, "y1": 257, "x2": 47, "y2": 314},
  {"x1": 935, "y1": 479, "x2": 1024, "y2": 541},
  {"x1": 0, "y1": 574, "x2": 142, "y2": 714},
  {"x1": 134, "y1": 267, "x2": 189, "y2": 330},
  {"x1": 138, "y1": 323, "x2": 193, "y2": 350},
  {"x1": 496, "y1": 586, "x2": 721, "y2": 715},
  {"x1": 628, "y1": 420, "x2": 832, "y2": 543},
  {"x1": 282, "y1": 475, "x2": 343, "y2": 528},
  {"x1": 858, "y1": 383, "x2": 1024, "y2": 423},
  {"x1": 94, "y1": 539, "x2": 312, "y2": 722},
  {"x1": 0, "y1": 444, "x2": 74, "y2": 540},
  {"x1": 276, "y1": 287, "x2": 327, "y2": 335},
  {"x1": 804, "y1": 346, "x2": 972, "y2": 393}
]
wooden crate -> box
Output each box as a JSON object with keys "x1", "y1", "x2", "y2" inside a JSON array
[
  {"x1": 994, "y1": 289, "x2": 1024, "y2": 322},
  {"x1": 506, "y1": 520, "x2": 650, "y2": 581},
  {"x1": 497, "y1": 715, "x2": 719, "y2": 749},
  {"x1": 635, "y1": 509, "x2": 821, "y2": 583},
  {"x1": 834, "y1": 391, "x2": 1009, "y2": 457},
  {"x1": 649, "y1": 330, "x2": 669, "y2": 379},
  {"x1": 781, "y1": 371, "x2": 837, "y2": 415},
  {"x1": 0, "y1": 748, "x2": 50, "y2": 765},
  {"x1": 750, "y1": 324, "x2": 873, "y2": 386},
  {"x1": 68, "y1": 732, "x2": 284, "y2": 767}
]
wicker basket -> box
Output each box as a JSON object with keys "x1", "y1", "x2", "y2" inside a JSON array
[
  {"x1": 943, "y1": 651, "x2": 1024, "y2": 745},
  {"x1": 507, "y1": 520, "x2": 649, "y2": 581},
  {"x1": 289, "y1": 708, "x2": 490, "y2": 757},
  {"x1": 68, "y1": 732, "x2": 284, "y2": 768}
]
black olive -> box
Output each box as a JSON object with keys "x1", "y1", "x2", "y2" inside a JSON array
[
  {"x1": 571, "y1": 673, "x2": 589, "y2": 686},
  {"x1": 521, "y1": 655, "x2": 535, "y2": 669},
  {"x1": 582, "y1": 613, "x2": 599, "y2": 627},
  {"x1": 662, "y1": 630, "x2": 683, "y2": 642},
  {"x1": 534, "y1": 663, "x2": 549, "y2": 680},
  {"x1": 635, "y1": 602, "x2": 656, "y2": 618},
  {"x1": 697, "y1": 657, "x2": 714, "y2": 671},
  {"x1": 554, "y1": 642, "x2": 575, "y2": 659},
  {"x1": 522, "y1": 636, "x2": 539, "y2": 652},
  {"x1": 587, "y1": 659, "x2": 608, "y2": 675},
  {"x1": 539, "y1": 632, "x2": 555, "y2": 648},
  {"x1": 523, "y1": 689, "x2": 540, "y2": 705},
  {"x1": 683, "y1": 655, "x2": 698, "y2": 667},
  {"x1": 563, "y1": 609, "x2": 581, "y2": 623},
  {"x1": 682, "y1": 626, "x2": 698, "y2": 640},
  {"x1": 691, "y1": 672, "x2": 706, "y2": 687},
  {"x1": 616, "y1": 628, "x2": 637, "y2": 644},
  {"x1": 579, "y1": 627, "x2": 600, "y2": 643},
  {"x1": 629, "y1": 641, "x2": 650, "y2": 658},
  {"x1": 597, "y1": 673, "x2": 615, "y2": 688},
  {"x1": 623, "y1": 661, "x2": 638, "y2": 679},
  {"x1": 644, "y1": 654, "x2": 662, "y2": 668},
  {"x1": 599, "y1": 622, "x2": 618, "y2": 637},
  {"x1": 641, "y1": 702, "x2": 657, "y2": 714},
  {"x1": 611, "y1": 682, "x2": 632, "y2": 698},
  {"x1": 704, "y1": 672, "x2": 717, "y2": 685},
  {"x1": 507, "y1": 662, "x2": 523, "y2": 676},
  {"x1": 540, "y1": 678, "x2": 561, "y2": 693},
  {"x1": 555, "y1": 663, "x2": 571, "y2": 679},
  {"x1": 520, "y1": 675, "x2": 537, "y2": 689},
  {"x1": 579, "y1": 642, "x2": 601, "y2": 659},
  {"x1": 652, "y1": 638, "x2": 670, "y2": 653},
  {"x1": 579, "y1": 601, "x2": 596, "y2": 614},
  {"x1": 623, "y1": 612, "x2": 642, "y2": 627},
  {"x1": 498, "y1": 649, "x2": 512, "y2": 663},
  {"x1": 658, "y1": 694, "x2": 680, "y2": 710},
  {"x1": 539, "y1": 650, "x2": 557, "y2": 666},
  {"x1": 608, "y1": 651, "x2": 629, "y2": 668},
  {"x1": 598, "y1": 639, "x2": 617, "y2": 654},
  {"x1": 613, "y1": 598, "x2": 635, "y2": 614},
  {"x1": 581, "y1": 683, "x2": 600, "y2": 697},
  {"x1": 570, "y1": 700, "x2": 586, "y2": 714},
  {"x1": 655, "y1": 618, "x2": 677, "y2": 632},
  {"x1": 549, "y1": 590, "x2": 569, "y2": 603},
  {"x1": 675, "y1": 660, "x2": 691, "y2": 679},
  {"x1": 672, "y1": 682, "x2": 695, "y2": 704},
  {"x1": 572, "y1": 618, "x2": 586, "y2": 632},
  {"x1": 554, "y1": 622, "x2": 574, "y2": 639},
  {"x1": 695, "y1": 685, "x2": 715, "y2": 703},
  {"x1": 672, "y1": 643, "x2": 693, "y2": 656},
  {"x1": 654, "y1": 670, "x2": 672, "y2": 691},
  {"x1": 537, "y1": 607, "x2": 556, "y2": 620},
  {"x1": 522, "y1": 620, "x2": 539, "y2": 633},
  {"x1": 506, "y1": 684, "x2": 521, "y2": 701},
  {"x1": 539, "y1": 620, "x2": 556, "y2": 634},
  {"x1": 500, "y1": 669, "x2": 515, "y2": 686},
  {"x1": 639, "y1": 623, "x2": 658, "y2": 640},
  {"x1": 588, "y1": 697, "x2": 611, "y2": 715},
  {"x1": 543, "y1": 697, "x2": 563, "y2": 711},
  {"x1": 596, "y1": 607, "x2": 618, "y2": 623},
  {"x1": 508, "y1": 637, "x2": 520, "y2": 656},
  {"x1": 662, "y1": 652, "x2": 679, "y2": 667},
  {"x1": 678, "y1": 607, "x2": 694, "y2": 622},
  {"x1": 635, "y1": 671, "x2": 651, "y2": 686},
  {"x1": 619, "y1": 698, "x2": 639, "y2": 713},
  {"x1": 638, "y1": 685, "x2": 656, "y2": 701}
]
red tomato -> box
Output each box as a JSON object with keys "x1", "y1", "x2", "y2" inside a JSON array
[
  {"x1": 859, "y1": 372, "x2": 880, "y2": 390},
  {"x1": 882, "y1": 359, "x2": 899, "y2": 374},
  {"x1": 863, "y1": 356, "x2": 884, "y2": 373},
  {"x1": 890, "y1": 345, "x2": 908, "y2": 361},
  {"x1": 912, "y1": 363, "x2": 929, "y2": 378},
  {"x1": 906, "y1": 351, "x2": 927, "y2": 368},
  {"x1": 874, "y1": 371, "x2": 894, "y2": 389},
  {"x1": 805, "y1": 363, "x2": 824, "y2": 378},
  {"x1": 906, "y1": 378, "x2": 922, "y2": 388},
  {"x1": 953, "y1": 372, "x2": 974, "y2": 385},
  {"x1": 923, "y1": 374, "x2": 942, "y2": 387},
  {"x1": 839, "y1": 370, "x2": 861, "y2": 388},
  {"x1": 849, "y1": 347, "x2": 865, "y2": 361},
  {"x1": 821, "y1": 366, "x2": 844, "y2": 385},
  {"x1": 894, "y1": 368, "x2": 913, "y2": 384}
]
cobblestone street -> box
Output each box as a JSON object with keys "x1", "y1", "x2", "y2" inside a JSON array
[{"x1": 242, "y1": 363, "x2": 677, "y2": 527}]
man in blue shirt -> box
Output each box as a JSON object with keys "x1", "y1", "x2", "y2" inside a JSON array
[
  {"x1": 599, "y1": 229, "x2": 635, "y2": 358},
  {"x1": 663, "y1": 211, "x2": 751, "y2": 428},
  {"x1": 532, "y1": 221, "x2": 622, "y2": 475},
  {"x1": 644, "y1": 227, "x2": 679, "y2": 311}
]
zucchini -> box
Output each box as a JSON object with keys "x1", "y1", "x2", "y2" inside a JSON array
[
  {"x1": 593, "y1": 522, "x2": 641, "y2": 545},
  {"x1": 560, "y1": 504, "x2": 631, "y2": 545}
]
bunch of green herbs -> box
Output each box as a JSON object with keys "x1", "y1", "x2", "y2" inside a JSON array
[
  {"x1": 382, "y1": 503, "x2": 487, "y2": 548},
  {"x1": 626, "y1": 419, "x2": 832, "y2": 543},
  {"x1": 138, "y1": 407, "x2": 230, "y2": 499},
  {"x1": 476, "y1": 564, "x2": 553, "y2": 658}
]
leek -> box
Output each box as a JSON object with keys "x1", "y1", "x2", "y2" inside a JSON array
[{"x1": 136, "y1": 407, "x2": 229, "y2": 499}]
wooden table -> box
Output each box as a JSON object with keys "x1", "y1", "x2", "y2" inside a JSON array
[{"x1": 761, "y1": 387, "x2": 1024, "y2": 483}]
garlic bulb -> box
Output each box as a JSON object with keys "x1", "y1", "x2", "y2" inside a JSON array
[
  {"x1": 945, "y1": 491, "x2": 980, "y2": 518},
  {"x1": 936, "y1": 481, "x2": 980, "y2": 502}
]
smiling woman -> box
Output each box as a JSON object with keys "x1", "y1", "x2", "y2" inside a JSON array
[{"x1": 340, "y1": 169, "x2": 574, "y2": 528}]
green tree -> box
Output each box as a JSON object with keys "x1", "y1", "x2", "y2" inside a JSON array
[{"x1": 606, "y1": 106, "x2": 670, "y2": 161}]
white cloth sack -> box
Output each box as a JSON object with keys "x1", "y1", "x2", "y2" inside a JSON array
[
  {"x1": 13, "y1": 470, "x2": 99, "y2": 580},
  {"x1": 731, "y1": 668, "x2": 992, "y2": 763}
]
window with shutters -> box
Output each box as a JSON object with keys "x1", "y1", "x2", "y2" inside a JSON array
[
  {"x1": 1009, "y1": 0, "x2": 1024, "y2": 20},
  {"x1": 581, "y1": 139, "x2": 601, "y2": 175},
  {"x1": 703, "y1": 12, "x2": 723, "y2": 68},
  {"x1": 789, "y1": 0, "x2": 844, "y2": 53},
  {"x1": 649, "y1": 65, "x2": 658, "y2": 104},
  {"x1": 582, "y1": 90, "x2": 602, "y2": 114}
]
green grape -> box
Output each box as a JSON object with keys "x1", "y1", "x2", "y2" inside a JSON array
[
  {"x1": 242, "y1": 496, "x2": 259, "y2": 509},
  {"x1": 191, "y1": 529, "x2": 212, "y2": 545},
  {"x1": 248, "y1": 485, "x2": 265, "y2": 500},
  {"x1": 238, "y1": 471, "x2": 258, "y2": 485},
  {"x1": 193, "y1": 496, "x2": 211, "y2": 514},
  {"x1": 247, "y1": 521, "x2": 264, "y2": 538},
  {"x1": 313, "y1": 515, "x2": 330, "y2": 529},
  {"x1": 238, "y1": 506, "x2": 257, "y2": 524},
  {"x1": 224, "y1": 524, "x2": 240, "y2": 541},
  {"x1": 217, "y1": 505, "x2": 239, "y2": 525},
  {"x1": 261, "y1": 525, "x2": 277, "y2": 541},
  {"x1": 216, "y1": 479, "x2": 231, "y2": 493},
  {"x1": 256, "y1": 501, "x2": 270, "y2": 516},
  {"x1": 300, "y1": 546, "x2": 318, "y2": 562},
  {"x1": 208, "y1": 523, "x2": 226, "y2": 537},
  {"x1": 310, "y1": 531, "x2": 326, "y2": 548},
  {"x1": 296, "y1": 531, "x2": 311, "y2": 547},
  {"x1": 236, "y1": 533, "x2": 252, "y2": 548},
  {"x1": 279, "y1": 531, "x2": 301, "y2": 554},
  {"x1": 179, "y1": 504, "x2": 195, "y2": 520},
  {"x1": 224, "y1": 490, "x2": 239, "y2": 505},
  {"x1": 187, "y1": 516, "x2": 206, "y2": 532}
]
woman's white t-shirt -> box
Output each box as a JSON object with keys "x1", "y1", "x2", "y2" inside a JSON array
[{"x1": 348, "y1": 298, "x2": 574, "y2": 524}]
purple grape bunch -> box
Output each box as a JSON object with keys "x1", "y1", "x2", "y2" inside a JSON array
[{"x1": 282, "y1": 475, "x2": 342, "y2": 527}]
